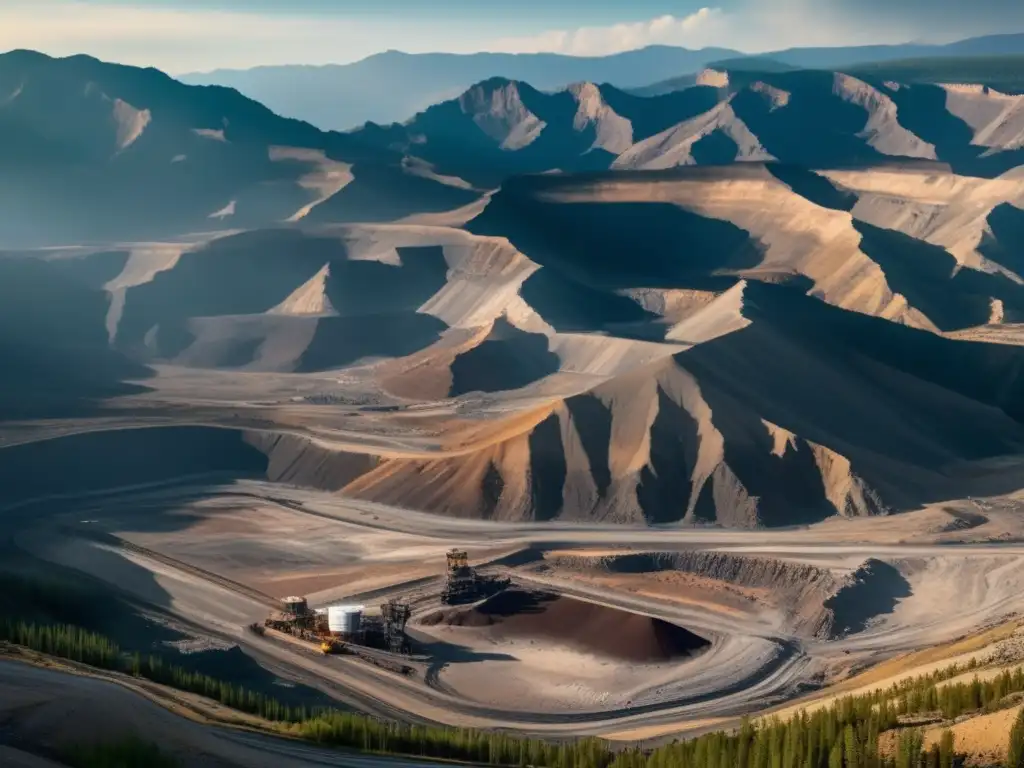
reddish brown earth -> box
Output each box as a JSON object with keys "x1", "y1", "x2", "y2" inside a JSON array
[{"x1": 421, "y1": 589, "x2": 711, "y2": 663}]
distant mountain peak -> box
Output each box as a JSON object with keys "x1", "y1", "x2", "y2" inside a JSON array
[
  {"x1": 459, "y1": 79, "x2": 544, "y2": 150},
  {"x1": 179, "y1": 45, "x2": 745, "y2": 130},
  {"x1": 566, "y1": 82, "x2": 634, "y2": 155}
]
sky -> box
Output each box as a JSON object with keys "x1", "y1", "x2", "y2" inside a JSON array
[{"x1": 2, "y1": 0, "x2": 1023, "y2": 73}]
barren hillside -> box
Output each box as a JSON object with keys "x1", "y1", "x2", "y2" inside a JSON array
[
  {"x1": 352, "y1": 68, "x2": 1024, "y2": 185},
  {"x1": 2, "y1": 53, "x2": 1024, "y2": 530},
  {"x1": 0, "y1": 51, "x2": 479, "y2": 247}
]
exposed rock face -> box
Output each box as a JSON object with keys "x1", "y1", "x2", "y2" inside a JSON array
[
  {"x1": 941, "y1": 84, "x2": 1024, "y2": 152},
  {"x1": 567, "y1": 82, "x2": 633, "y2": 155},
  {"x1": 613, "y1": 101, "x2": 773, "y2": 169},
  {"x1": 349, "y1": 68, "x2": 1024, "y2": 185},
  {"x1": 111, "y1": 98, "x2": 151, "y2": 151},
  {"x1": 4, "y1": 53, "x2": 1024, "y2": 531},
  {"x1": 460, "y1": 80, "x2": 545, "y2": 150},
  {"x1": 832, "y1": 74, "x2": 937, "y2": 159},
  {"x1": 541, "y1": 551, "x2": 912, "y2": 639}
]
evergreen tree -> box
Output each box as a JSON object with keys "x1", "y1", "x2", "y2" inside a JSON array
[
  {"x1": 829, "y1": 740, "x2": 843, "y2": 768},
  {"x1": 938, "y1": 729, "x2": 953, "y2": 768},
  {"x1": 1008, "y1": 707, "x2": 1024, "y2": 768},
  {"x1": 843, "y1": 724, "x2": 860, "y2": 768}
]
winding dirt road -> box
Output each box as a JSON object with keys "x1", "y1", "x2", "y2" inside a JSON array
[{"x1": 4, "y1": 479, "x2": 1024, "y2": 740}]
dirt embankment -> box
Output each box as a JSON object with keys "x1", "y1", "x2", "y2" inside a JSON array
[
  {"x1": 422, "y1": 588, "x2": 710, "y2": 664},
  {"x1": 542, "y1": 551, "x2": 911, "y2": 639},
  {"x1": 823, "y1": 559, "x2": 912, "y2": 637},
  {"x1": 922, "y1": 701, "x2": 1024, "y2": 766}
]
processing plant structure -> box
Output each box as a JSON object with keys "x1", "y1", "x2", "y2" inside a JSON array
[
  {"x1": 441, "y1": 548, "x2": 478, "y2": 604},
  {"x1": 440, "y1": 548, "x2": 511, "y2": 605},
  {"x1": 381, "y1": 598, "x2": 412, "y2": 654},
  {"x1": 258, "y1": 595, "x2": 414, "y2": 667},
  {"x1": 254, "y1": 550, "x2": 508, "y2": 672}
]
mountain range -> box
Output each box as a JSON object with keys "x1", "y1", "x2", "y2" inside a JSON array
[
  {"x1": 349, "y1": 67, "x2": 1024, "y2": 185},
  {"x1": 0, "y1": 50, "x2": 476, "y2": 246},
  {"x1": 2, "y1": 48, "x2": 1024, "y2": 527},
  {"x1": 179, "y1": 33, "x2": 1024, "y2": 130}
]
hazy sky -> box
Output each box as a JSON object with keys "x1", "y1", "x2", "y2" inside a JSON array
[{"x1": 2, "y1": 0, "x2": 1023, "y2": 73}]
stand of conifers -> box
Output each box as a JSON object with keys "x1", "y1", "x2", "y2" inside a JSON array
[{"x1": 3, "y1": 616, "x2": 1024, "y2": 768}]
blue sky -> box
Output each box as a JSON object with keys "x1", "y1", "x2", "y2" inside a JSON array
[{"x1": 2, "y1": 0, "x2": 1022, "y2": 72}]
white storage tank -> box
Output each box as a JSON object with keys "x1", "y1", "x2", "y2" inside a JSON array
[{"x1": 327, "y1": 604, "x2": 364, "y2": 636}]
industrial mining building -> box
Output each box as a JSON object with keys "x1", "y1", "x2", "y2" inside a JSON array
[
  {"x1": 260, "y1": 597, "x2": 413, "y2": 660},
  {"x1": 442, "y1": 548, "x2": 478, "y2": 604},
  {"x1": 440, "y1": 549, "x2": 511, "y2": 604}
]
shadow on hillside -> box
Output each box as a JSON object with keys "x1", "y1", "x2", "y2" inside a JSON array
[
  {"x1": 519, "y1": 265, "x2": 663, "y2": 333},
  {"x1": 0, "y1": 541, "x2": 339, "y2": 711},
  {"x1": 875, "y1": 82, "x2": 976, "y2": 161},
  {"x1": 981, "y1": 203, "x2": 1024, "y2": 282},
  {"x1": 635, "y1": 380, "x2": 839, "y2": 527},
  {"x1": 0, "y1": 50, "x2": 399, "y2": 245},
  {"x1": 637, "y1": 387, "x2": 699, "y2": 523},
  {"x1": 0, "y1": 427, "x2": 267, "y2": 508},
  {"x1": 565, "y1": 394, "x2": 614, "y2": 499},
  {"x1": 304, "y1": 161, "x2": 480, "y2": 222},
  {"x1": 730, "y1": 71, "x2": 886, "y2": 167},
  {"x1": 528, "y1": 413, "x2": 568, "y2": 522},
  {"x1": 469, "y1": 190, "x2": 762, "y2": 289},
  {"x1": 40, "y1": 250, "x2": 131, "y2": 289},
  {"x1": 297, "y1": 312, "x2": 448, "y2": 371},
  {"x1": 747, "y1": 281, "x2": 1024, "y2": 424},
  {"x1": 0, "y1": 256, "x2": 152, "y2": 419},
  {"x1": 670, "y1": 282, "x2": 1024, "y2": 515},
  {"x1": 690, "y1": 131, "x2": 744, "y2": 165},
  {"x1": 853, "y1": 220, "x2": 998, "y2": 331},
  {"x1": 394, "y1": 82, "x2": 615, "y2": 185},
  {"x1": 824, "y1": 559, "x2": 913, "y2": 637},
  {"x1": 600, "y1": 84, "x2": 724, "y2": 142},
  {"x1": 117, "y1": 229, "x2": 339, "y2": 348},
  {"x1": 767, "y1": 165, "x2": 857, "y2": 211},
  {"x1": 116, "y1": 235, "x2": 454, "y2": 368},
  {"x1": 325, "y1": 245, "x2": 450, "y2": 316},
  {"x1": 448, "y1": 319, "x2": 560, "y2": 396}
]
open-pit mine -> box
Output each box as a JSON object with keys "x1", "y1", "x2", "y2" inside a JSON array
[{"x1": 3, "y1": 44, "x2": 1024, "y2": 766}]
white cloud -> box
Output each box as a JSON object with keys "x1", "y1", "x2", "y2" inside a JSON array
[
  {"x1": 489, "y1": 9, "x2": 727, "y2": 56},
  {"x1": 0, "y1": 0, "x2": 923, "y2": 72},
  {"x1": 486, "y1": 2, "x2": 916, "y2": 57}
]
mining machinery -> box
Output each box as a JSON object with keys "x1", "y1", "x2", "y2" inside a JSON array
[
  {"x1": 380, "y1": 598, "x2": 412, "y2": 654},
  {"x1": 441, "y1": 548, "x2": 478, "y2": 604}
]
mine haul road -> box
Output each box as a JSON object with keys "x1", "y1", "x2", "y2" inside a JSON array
[{"x1": 3, "y1": 480, "x2": 1024, "y2": 740}]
